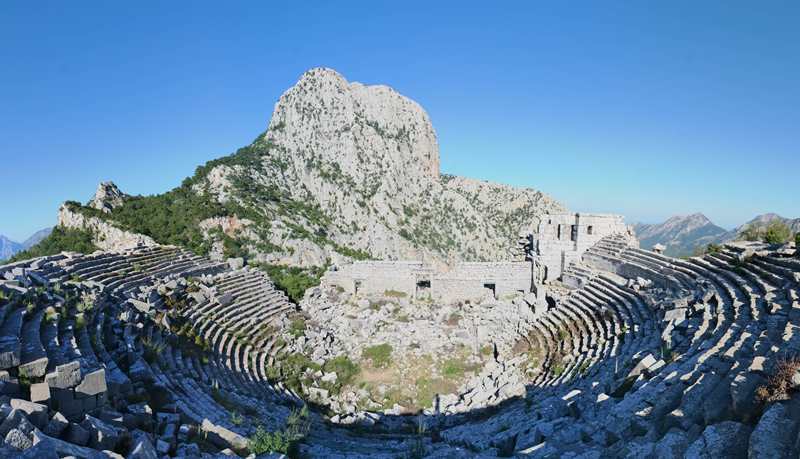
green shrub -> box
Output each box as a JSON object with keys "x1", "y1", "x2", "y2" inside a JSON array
[
  {"x1": 362, "y1": 343, "x2": 393, "y2": 368},
  {"x1": 288, "y1": 317, "x2": 306, "y2": 338},
  {"x1": 249, "y1": 426, "x2": 291, "y2": 454},
  {"x1": 322, "y1": 355, "x2": 360, "y2": 393},
  {"x1": 248, "y1": 406, "x2": 310, "y2": 455},
  {"x1": 253, "y1": 263, "x2": 326, "y2": 303},
  {"x1": 552, "y1": 363, "x2": 565, "y2": 377},
  {"x1": 765, "y1": 221, "x2": 792, "y2": 244},
  {"x1": 271, "y1": 353, "x2": 321, "y2": 394},
  {"x1": 10, "y1": 227, "x2": 98, "y2": 263},
  {"x1": 795, "y1": 233, "x2": 800, "y2": 247},
  {"x1": 740, "y1": 225, "x2": 763, "y2": 242},
  {"x1": 64, "y1": 182, "x2": 224, "y2": 256}
]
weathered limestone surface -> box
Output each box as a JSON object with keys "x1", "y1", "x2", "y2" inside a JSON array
[{"x1": 58, "y1": 203, "x2": 155, "y2": 251}]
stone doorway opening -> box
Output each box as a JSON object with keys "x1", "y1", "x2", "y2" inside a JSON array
[
  {"x1": 416, "y1": 279, "x2": 431, "y2": 297},
  {"x1": 483, "y1": 282, "x2": 496, "y2": 299}
]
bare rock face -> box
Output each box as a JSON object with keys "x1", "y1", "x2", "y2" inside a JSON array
[
  {"x1": 196, "y1": 68, "x2": 565, "y2": 265},
  {"x1": 58, "y1": 204, "x2": 155, "y2": 252},
  {"x1": 270, "y1": 67, "x2": 440, "y2": 184},
  {"x1": 88, "y1": 181, "x2": 127, "y2": 213},
  {"x1": 49, "y1": 68, "x2": 563, "y2": 267}
]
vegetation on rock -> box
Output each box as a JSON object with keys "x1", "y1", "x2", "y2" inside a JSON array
[
  {"x1": 9, "y1": 226, "x2": 98, "y2": 262},
  {"x1": 764, "y1": 221, "x2": 792, "y2": 244}
]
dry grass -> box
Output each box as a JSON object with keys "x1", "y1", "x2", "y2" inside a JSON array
[
  {"x1": 349, "y1": 350, "x2": 480, "y2": 413},
  {"x1": 756, "y1": 357, "x2": 800, "y2": 402}
]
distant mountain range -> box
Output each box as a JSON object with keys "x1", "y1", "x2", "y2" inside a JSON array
[
  {"x1": 634, "y1": 213, "x2": 799, "y2": 257},
  {"x1": 0, "y1": 227, "x2": 53, "y2": 261}
]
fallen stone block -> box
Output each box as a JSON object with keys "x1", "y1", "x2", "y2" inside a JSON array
[
  {"x1": 32, "y1": 429, "x2": 106, "y2": 459},
  {"x1": 129, "y1": 430, "x2": 158, "y2": 459},
  {"x1": 4, "y1": 427, "x2": 32, "y2": 451},
  {"x1": 44, "y1": 412, "x2": 69, "y2": 438},
  {"x1": 200, "y1": 418, "x2": 248, "y2": 453},
  {"x1": 64, "y1": 422, "x2": 90, "y2": 446},
  {"x1": 29, "y1": 383, "x2": 50, "y2": 405},
  {"x1": 127, "y1": 299, "x2": 151, "y2": 314},
  {"x1": 45, "y1": 361, "x2": 81, "y2": 389},
  {"x1": 18, "y1": 357, "x2": 49, "y2": 379},
  {"x1": 748, "y1": 403, "x2": 796, "y2": 459},
  {"x1": 627, "y1": 353, "x2": 657, "y2": 379},
  {"x1": 685, "y1": 421, "x2": 752, "y2": 459},
  {"x1": 0, "y1": 409, "x2": 35, "y2": 438},
  {"x1": 9, "y1": 400, "x2": 47, "y2": 429},
  {"x1": 75, "y1": 369, "x2": 107, "y2": 399},
  {"x1": 80, "y1": 414, "x2": 121, "y2": 450},
  {"x1": 0, "y1": 346, "x2": 21, "y2": 370}
]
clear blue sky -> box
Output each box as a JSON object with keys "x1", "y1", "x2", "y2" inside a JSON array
[{"x1": 1, "y1": 1, "x2": 798, "y2": 241}]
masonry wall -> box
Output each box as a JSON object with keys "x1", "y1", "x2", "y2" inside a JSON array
[
  {"x1": 322, "y1": 261, "x2": 532, "y2": 303},
  {"x1": 535, "y1": 213, "x2": 630, "y2": 281},
  {"x1": 323, "y1": 261, "x2": 429, "y2": 297},
  {"x1": 432, "y1": 262, "x2": 532, "y2": 303}
]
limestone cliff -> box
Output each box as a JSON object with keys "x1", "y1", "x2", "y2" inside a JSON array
[
  {"x1": 193, "y1": 68, "x2": 564, "y2": 265},
  {"x1": 58, "y1": 203, "x2": 155, "y2": 252},
  {"x1": 61, "y1": 68, "x2": 565, "y2": 267}
]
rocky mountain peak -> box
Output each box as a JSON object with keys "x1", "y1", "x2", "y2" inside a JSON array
[
  {"x1": 266, "y1": 67, "x2": 440, "y2": 182},
  {"x1": 54, "y1": 68, "x2": 564, "y2": 267},
  {"x1": 88, "y1": 181, "x2": 127, "y2": 213},
  {"x1": 685, "y1": 213, "x2": 712, "y2": 224}
]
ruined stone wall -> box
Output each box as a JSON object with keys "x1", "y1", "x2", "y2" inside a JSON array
[
  {"x1": 323, "y1": 261, "x2": 431, "y2": 297},
  {"x1": 322, "y1": 261, "x2": 531, "y2": 303},
  {"x1": 432, "y1": 262, "x2": 531, "y2": 302},
  {"x1": 535, "y1": 213, "x2": 631, "y2": 281}
]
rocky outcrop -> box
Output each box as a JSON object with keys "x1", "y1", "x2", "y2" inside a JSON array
[
  {"x1": 87, "y1": 181, "x2": 127, "y2": 213},
  {"x1": 190, "y1": 68, "x2": 564, "y2": 266},
  {"x1": 58, "y1": 203, "x2": 154, "y2": 251}
]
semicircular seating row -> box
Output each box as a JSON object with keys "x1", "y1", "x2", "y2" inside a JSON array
[
  {"x1": 0, "y1": 246, "x2": 419, "y2": 457},
  {"x1": 438, "y1": 235, "x2": 800, "y2": 457}
]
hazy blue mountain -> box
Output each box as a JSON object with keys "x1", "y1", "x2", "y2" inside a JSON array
[
  {"x1": 0, "y1": 236, "x2": 22, "y2": 261},
  {"x1": 634, "y1": 213, "x2": 730, "y2": 257},
  {"x1": 21, "y1": 227, "x2": 53, "y2": 249},
  {"x1": 732, "y1": 213, "x2": 800, "y2": 238},
  {"x1": 0, "y1": 227, "x2": 54, "y2": 262}
]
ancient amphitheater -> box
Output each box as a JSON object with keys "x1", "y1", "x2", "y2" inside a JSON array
[{"x1": 1, "y1": 211, "x2": 799, "y2": 458}]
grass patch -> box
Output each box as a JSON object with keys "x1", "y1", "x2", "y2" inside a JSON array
[
  {"x1": 288, "y1": 317, "x2": 306, "y2": 338},
  {"x1": 445, "y1": 312, "x2": 461, "y2": 326},
  {"x1": 362, "y1": 343, "x2": 393, "y2": 369},
  {"x1": 384, "y1": 289, "x2": 407, "y2": 298},
  {"x1": 756, "y1": 357, "x2": 800, "y2": 402},
  {"x1": 321, "y1": 355, "x2": 360, "y2": 395},
  {"x1": 441, "y1": 358, "x2": 467, "y2": 379},
  {"x1": 249, "y1": 406, "x2": 310, "y2": 455}
]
